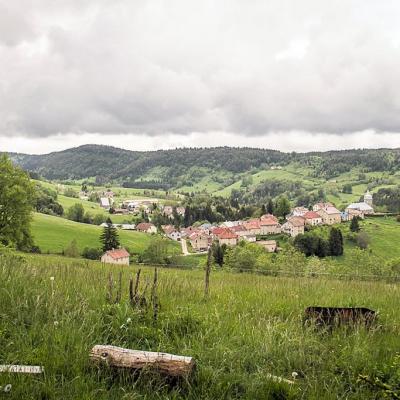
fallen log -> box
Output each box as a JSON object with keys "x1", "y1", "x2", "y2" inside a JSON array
[{"x1": 89, "y1": 345, "x2": 195, "y2": 377}]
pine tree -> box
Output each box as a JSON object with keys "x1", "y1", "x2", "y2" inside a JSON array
[
  {"x1": 266, "y1": 198, "x2": 274, "y2": 214},
  {"x1": 350, "y1": 216, "x2": 360, "y2": 232},
  {"x1": 329, "y1": 227, "x2": 344, "y2": 256},
  {"x1": 260, "y1": 204, "x2": 267, "y2": 215},
  {"x1": 212, "y1": 242, "x2": 225, "y2": 267},
  {"x1": 100, "y1": 218, "x2": 120, "y2": 252}
]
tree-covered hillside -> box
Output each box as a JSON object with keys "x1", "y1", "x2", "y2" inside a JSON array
[{"x1": 5, "y1": 146, "x2": 400, "y2": 197}]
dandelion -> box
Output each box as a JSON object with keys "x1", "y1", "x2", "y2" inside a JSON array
[{"x1": 291, "y1": 371, "x2": 298, "y2": 380}]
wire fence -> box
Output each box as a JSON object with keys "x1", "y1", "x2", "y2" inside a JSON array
[{"x1": 131, "y1": 261, "x2": 400, "y2": 283}]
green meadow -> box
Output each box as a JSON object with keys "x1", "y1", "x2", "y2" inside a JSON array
[
  {"x1": 31, "y1": 213, "x2": 180, "y2": 256},
  {"x1": 0, "y1": 253, "x2": 399, "y2": 399}
]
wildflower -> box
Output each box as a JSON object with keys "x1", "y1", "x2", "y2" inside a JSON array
[
  {"x1": 54, "y1": 321, "x2": 59, "y2": 326},
  {"x1": 291, "y1": 372, "x2": 298, "y2": 379},
  {"x1": 3, "y1": 384, "x2": 12, "y2": 393},
  {"x1": 50, "y1": 276, "x2": 55, "y2": 281},
  {"x1": 126, "y1": 318, "x2": 132, "y2": 323}
]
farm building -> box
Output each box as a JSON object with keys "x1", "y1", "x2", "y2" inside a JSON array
[
  {"x1": 101, "y1": 248, "x2": 130, "y2": 266},
  {"x1": 136, "y1": 222, "x2": 157, "y2": 234},
  {"x1": 256, "y1": 240, "x2": 277, "y2": 252}
]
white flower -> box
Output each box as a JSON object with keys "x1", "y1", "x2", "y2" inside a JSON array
[
  {"x1": 291, "y1": 372, "x2": 298, "y2": 379},
  {"x1": 3, "y1": 384, "x2": 12, "y2": 393},
  {"x1": 126, "y1": 318, "x2": 132, "y2": 323},
  {"x1": 50, "y1": 276, "x2": 55, "y2": 281},
  {"x1": 54, "y1": 321, "x2": 59, "y2": 326}
]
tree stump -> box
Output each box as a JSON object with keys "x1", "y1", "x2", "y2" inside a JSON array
[{"x1": 89, "y1": 345, "x2": 195, "y2": 377}]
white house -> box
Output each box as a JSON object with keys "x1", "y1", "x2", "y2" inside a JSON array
[
  {"x1": 101, "y1": 248, "x2": 130, "y2": 266},
  {"x1": 346, "y1": 202, "x2": 374, "y2": 215},
  {"x1": 282, "y1": 216, "x2": 305, "y2": 237},
  {"x1": 100, "y1": 197, "x2": 110, "y2": 209}
]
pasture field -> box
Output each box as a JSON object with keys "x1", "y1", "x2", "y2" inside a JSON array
[
  {"x1": 31, "y1": 213, "x2": 180, "y2": 256},
  {"x1": 0, "y1": 253, "x2": 399, "y2": 399}
]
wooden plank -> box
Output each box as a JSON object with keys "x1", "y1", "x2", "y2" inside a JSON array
[{"x1": 0, "y1": 365, "x2": 44, "y2": 374}]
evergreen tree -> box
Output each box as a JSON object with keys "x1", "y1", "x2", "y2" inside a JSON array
[
  {"x1": 266, "y1": 198, "x2": 275, "y2": 214},
  {"x1": 329, "y1": 227, "x2": 344, "y2": 256},
  {"x1": 350, "y1": 216, "x2": 360, "y2": 232},
  {"x1": 276, "y1": 196, "x2": 291, "y2": 218},
  {"x1": 100, "y1": 218, "x2": 120, "y2": 252},
  {"x1": 260, "y1": 204, "x2": 267, "y2": 215},
  {"x1": 212, "y1": 242, "x2": 226, "y2": 267},
  {"x1": 315, "y1": 237, "x2": 329, "y2": 258}
]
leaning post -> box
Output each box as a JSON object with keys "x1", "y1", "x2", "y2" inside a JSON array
[{"x1": 204, "y1": 247, "x2": 212, "y2": 298}]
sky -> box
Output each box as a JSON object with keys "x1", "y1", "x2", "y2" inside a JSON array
[{"x1": 1, "y1": 0, "x2": 400, "y2": 154}]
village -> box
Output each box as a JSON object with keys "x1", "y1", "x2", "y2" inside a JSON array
[{"x1": 98, "y1": 190, "x2": 375, "y2": 264}]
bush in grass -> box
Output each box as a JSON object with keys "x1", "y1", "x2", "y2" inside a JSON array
[
  {"x1": 350, "y1": 216, "x2": 361, "y2": 232},
  {"x1": 64, "y1": 239, "x2": 80, "y2": 258},
  {"x1": 142, "y1": 236, "x2": 169, "y2": 264},
  {"x1": 82, "y1": 247, "x2": 102, "y2": 260},
  {"x1": 66, "y1": 203, "x2": 85, "y2": 222},
  {"x1": 356, "y1": 232, "x2": 370, "y2": 250},
  {"x1": 93, "y1": 213, "x2": 106, "y2": 225}
]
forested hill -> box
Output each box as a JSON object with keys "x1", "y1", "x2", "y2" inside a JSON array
[
  {"x1": 6, "y1": 145, "x2": 400, "y2": 191},
  {"x1": 7, "y1": 145, "x2": 288, "y2": 180}
]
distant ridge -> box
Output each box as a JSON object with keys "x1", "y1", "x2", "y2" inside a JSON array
[{"x1": 4, "y1": 145, "x2": 400, "y2": 191}]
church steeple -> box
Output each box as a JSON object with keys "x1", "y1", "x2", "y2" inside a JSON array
[{"x1": 364, "y1": 190, "x2": 373, "y2": 207}]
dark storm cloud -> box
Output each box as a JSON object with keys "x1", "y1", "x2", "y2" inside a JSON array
[{"x1": 1, "y1": 0, "x2": 400, "y2": 143}]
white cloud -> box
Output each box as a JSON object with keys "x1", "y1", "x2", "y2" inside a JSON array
[
  {"x1": 2, "y1": 130, "x2": 400, "y2": 155},
  {"x1": 1, "y1": 0, "x2": 400, "y2": 152}
]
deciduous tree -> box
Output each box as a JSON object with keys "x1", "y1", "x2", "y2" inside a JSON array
[{"x1": 0, "y1": 155, "x2": 35, "y2": 250}]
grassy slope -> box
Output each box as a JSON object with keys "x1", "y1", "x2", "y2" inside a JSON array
[
  {"x1": 310, "y1": 217, "x2": 400, "y2": 260},
  {"x1": 31, "y1": 213, "x2": 179, "y2": 255},
  {"x1": 1, "y1": 254, "x2": 399, "y2": 399},
  {"x1": 360, "y1": 217, "x2": 400, "y2": 259}
]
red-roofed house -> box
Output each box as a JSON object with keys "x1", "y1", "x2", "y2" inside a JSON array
[
  {"x1": 161, "y1": 225, "x2": 181, "y2": 241},
  {"x1": 216, "y1": 229, "x2": 238, "y2": 246},
  {"x1": 260, "y1": 214, "x2": 279, "y2": 222},
  {"x1": 243, "y1": 219, "x2": 261, "y2": 235},
  {"x1": 136, "y1": 222, "x2": 157, "y2": 234},
  {"x1": 303, "y1": 211, "x2": 323, "y2": 226},
  {"x1": 282, "y1": 216, "x2": 305, "y2": 237},
  {"x1": 189, "y1": 232, "x2": 210, "y2": 252},
  {"x1": 260, "y1": 217, "x2": 281, "y2": 235},
  {"x1": 317, "y1": 206, "x2": 341, "y2": 225},
  {"x1": 101, "y1": 248, "x2": 130, "y2": 265}
]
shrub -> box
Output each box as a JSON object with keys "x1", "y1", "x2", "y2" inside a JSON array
[
  {"x1": 82, "y1": 247, "x2": 102, "y2": 260},
  {"x1": 66, "y1": 203, "x2": 85, "y2": 222},
  {"x1": 356, "y1": 232, "x2": 370, "y2": 250},
  {"x1": 64, "y1": 239, "x2": 80, "y2": 258},
  {"x1": 64, "y1": 187, "x2": 78, "y2": 198}
]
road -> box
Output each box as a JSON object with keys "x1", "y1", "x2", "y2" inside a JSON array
[{"x1": 181, "y1": 239, "x2": 189, "y2": 256}]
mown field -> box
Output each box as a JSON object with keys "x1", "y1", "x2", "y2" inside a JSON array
[
  {"x1": 31, "y1": 213, "x2": 180, "y2": 256},
  {"x1": 0, "y1": 253, "x2": 399, "y2": 399}
]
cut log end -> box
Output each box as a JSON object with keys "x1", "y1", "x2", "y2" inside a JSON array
[{"x1": 89, "y1": 345, "x2": 195, "y2": 377}]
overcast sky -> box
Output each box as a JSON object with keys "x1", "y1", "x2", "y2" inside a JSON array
[{"x1": 1, "y1": 1, "x2": 400, "y2": 154}]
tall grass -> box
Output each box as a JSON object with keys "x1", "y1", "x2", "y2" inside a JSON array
[{"x1": 0, "y1": 253, "x2": 399, "y2": 399}]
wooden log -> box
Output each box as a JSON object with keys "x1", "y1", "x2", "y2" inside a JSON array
[{"x1": 89, "y1": 345, "x2": 195, "y2": 377}]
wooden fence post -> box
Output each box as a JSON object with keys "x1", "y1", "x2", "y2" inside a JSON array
[
  {"x1": 204, "y1": 247, "x2": 212, "y2": 298},
  {"x1": 152, "y1": 267, "x2": 159, "y2": 321}
]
